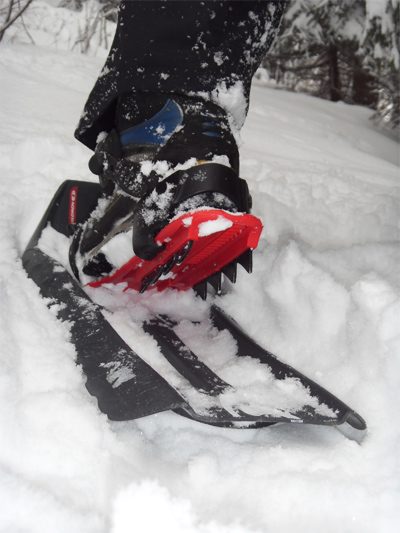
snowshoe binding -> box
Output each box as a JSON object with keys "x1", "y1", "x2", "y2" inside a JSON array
[{"x1": 69, "y1": 94, "x2": 263, "y2": 297}]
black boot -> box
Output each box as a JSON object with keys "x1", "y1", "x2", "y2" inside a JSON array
[{"x1": 70, "y1": 93, "x2": 256, "y2": 291}]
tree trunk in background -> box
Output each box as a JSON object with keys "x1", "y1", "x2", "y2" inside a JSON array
[
  {"x1": 352, "y1": 58, "x2": 378, "y2": 108},
  {"x1": 328, "y1": 44, "x2": 342, "y2": 102}
]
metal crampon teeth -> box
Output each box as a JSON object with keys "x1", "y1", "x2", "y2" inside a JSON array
[
  {"x1": 222, "y1": 261, "x2": 237, "y2": 283},
  {"x1": 141, "y1": 247, "x2": 253, "y2": 298},
  {"x1": 194, "y1": 250, "x2": 253, "y2": 300},
  {"x1": 237, "y1": 249, "x2": 253, "y2": 274},
  {"x1": 208, "y1": 272, "x2": 222, "y2": 294},
  {"x1": 193, "y1": 280, "x2": 208, "y2": 300}
]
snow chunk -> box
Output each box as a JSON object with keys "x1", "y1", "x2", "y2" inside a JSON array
[
  {"x1": 101, "y1": 230, "x2": 134, "y2": 269},
  {"x1": 111, "y1": 480, "x2": 252, "y2": 533},
  {"x1": 198, "y1": 216, "x2": 233, "y2": 237},
  {"x1": 100, "y1": 359, "x2": 136, "y2": 388},
  {"x1": 212, "y1": 80, "x2": 247, "y2": 133},
  {"x1": 38, "y1": 225, "x2": 71, "y2": 270}
]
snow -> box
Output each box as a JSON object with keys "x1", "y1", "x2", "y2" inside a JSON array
[
  {"x1": 1, "y1": 35, "x2": 400, "y2": 533},
  {"x1": 212, "y1": 80, "x2": 248, "y2": 132},
  {"x1": 100, "y1": 230, "x2": 134, "y2": 270},
  {"x1": 198, "y1": 216, "x2": 233, "y2": 237},
  {"x1": 2, "y1": 0, "x2": 115, "y2": 58}
]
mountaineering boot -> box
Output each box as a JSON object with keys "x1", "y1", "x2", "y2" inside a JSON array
[{"x1": 69, "y1": 93, "x2": 262, "y2": 296}]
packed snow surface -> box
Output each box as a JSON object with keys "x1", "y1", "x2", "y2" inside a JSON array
[{"x1": 1, "y1": 40, "x2": 399, "y2": 533}]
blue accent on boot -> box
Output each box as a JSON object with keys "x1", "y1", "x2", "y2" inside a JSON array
[
  {"x1": 202, "y1": 131, "x2": 222, "y2": 138},
  {"x1": 201, "y1": 121, "x2": 221, "y2": 138},
  {"x1": 120, "y1": 99, "x2": 183, "y2": 148}
]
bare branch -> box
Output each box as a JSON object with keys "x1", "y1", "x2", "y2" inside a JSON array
[{"x1": 0, "y1": 0, "x2": 34, "y2": 39}]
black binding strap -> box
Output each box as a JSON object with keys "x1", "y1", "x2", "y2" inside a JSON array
[
  {"x1": 90, "y1": 131, "x2": 251, "y2": 212},
  {"x1": 161, "y1": 164, "x2": 251, "y2": 213},
  {"x1": 89, "y1": 129, "x2": 159, "y2": 198}
]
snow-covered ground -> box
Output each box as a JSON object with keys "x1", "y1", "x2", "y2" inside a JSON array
[{"x1": 1, "y1": 33, "x2": 399, "y2": 533}]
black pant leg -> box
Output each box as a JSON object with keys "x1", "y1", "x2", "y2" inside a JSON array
[{"x1": 75, "y1": 1, "x2": 285, "y2": 150}]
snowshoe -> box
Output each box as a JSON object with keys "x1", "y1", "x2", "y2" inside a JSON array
[
  {"x1": 22, "y1": 180, "x2": 367, "y2": 434},
  {"x1": 69, "y1": 94, "x2": 262, "y2": 296}
]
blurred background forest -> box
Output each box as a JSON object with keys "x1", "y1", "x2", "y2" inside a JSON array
[{"x1": 1, "y1": 0, "x2": 399, "y2": 138}]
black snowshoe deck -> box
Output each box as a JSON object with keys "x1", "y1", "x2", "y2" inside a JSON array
[{"x1": 22, "y1": 180, "x2": 366, "y2": 431}]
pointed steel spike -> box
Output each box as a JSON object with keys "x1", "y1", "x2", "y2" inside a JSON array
[
  {"x1": 208, "y1": 272, "x2": 222, "y2": 294},
  {"x1": 237, "y1": 249, "x2": 253, "y2": 274},
  {"x1": 222, "y1": 261, "x2": 237, "y2": 283},
  {"x1": 194, "y1": 281, "x2": 208, "y2": 300}
]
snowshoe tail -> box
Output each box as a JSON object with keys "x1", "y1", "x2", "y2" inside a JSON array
[
  {"x1": 143, "y1": 308, "x2": 367, "y2": 430},
  {"x1": 22, "y1": 181, "x2": 189, "y2": 420}
]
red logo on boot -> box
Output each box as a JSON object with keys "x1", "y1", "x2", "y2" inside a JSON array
[{"x1": 69, "y1": 186, "x2": 78, "y2": 224}]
